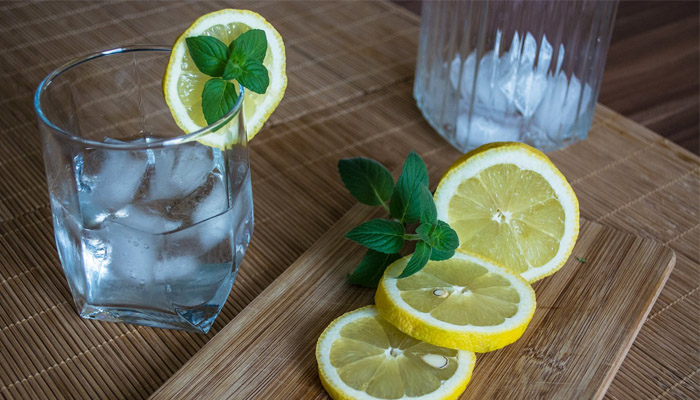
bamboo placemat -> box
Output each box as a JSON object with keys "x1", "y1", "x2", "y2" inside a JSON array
[{"x1": 0, "y1": 1, "x2": 697, "y2": 399}]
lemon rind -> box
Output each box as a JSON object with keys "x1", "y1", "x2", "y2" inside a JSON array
[
  {"x1": 375, "y1": 252, "x2": 537, "y2": 353},
  {"x1": 316, "y1": 306, "x2": 476, "y2": 400},
  {"x1": 163, "y1": 9, "x2": 287, "y2": 145},
  {"x1": 434, "y1": 142, "x2": 580, "y2": 283}
]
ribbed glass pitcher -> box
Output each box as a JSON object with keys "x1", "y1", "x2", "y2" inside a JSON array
[{"x1": 414, "y1": 0, "x2": 618, "y2": 152}]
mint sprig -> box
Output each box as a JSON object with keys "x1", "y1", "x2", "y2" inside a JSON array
[
  {"x1": 389, "y1": 151, "x2": 429, "y2": 223},
  {"x1": 185, "y1": 30, "x2": 269, "y2": 125},
  {"x1": 339, "y1": 151, "x2": 460, "y2": 286}
]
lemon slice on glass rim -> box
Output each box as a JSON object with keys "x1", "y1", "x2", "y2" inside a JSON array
[
  {"x1": 316, "y1": 306, "x2": 476, "y2": 400},
  {"x1": 375, "y1": 251, "x2": 536, "y2": 353},
  {"x1": 163, "y1": 9, "x2": 286, "y2": 148},
  {"x1": 434, "y1": 142, "x2": 579, "y2": 282}
]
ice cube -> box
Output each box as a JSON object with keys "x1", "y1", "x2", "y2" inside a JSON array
[
  {"x1": 554, "y1": 44, "x2": 565, "y2": 75},
  {"x1": 514, "y1": 69, "x2": 548, "y2": 118},
  {"x1": 449, "y1": 52, "x2": 478, "y2": 101},
  {"x1": 456, "y1": 101, "x2": 520, "y2": 148},
  {"x1": 154, "y1": 255, "x2": 199, "y2": 283},
  {"x1": 507, "y1": 31, "x2": 521, "y2": 63},
  {"x1": 474, "y1": 51, "x2": 509, "y2": 112},
  {"x1": 149, "y1": 143, "x2": 214, "y2": 200},
  {"x1": 146, "y1": 147, "x2": 176, "y2": 200},
  {"x1": 78, "y1": 148, "x2": 148, "y2": 211},
  {"x1": 537, "y1": 34, "x2": 553, "y2": 74},
  {"x1": 192, "y1": 176, "x2": 228, "y2": 222},
  {"x1": 505, "y1": 32, "x2": 549, "y2": 117},
  {"x1": 449, "y1": 54, "x2": 461, "y2": 90},
  {"x1": 533, "y1": 72, "x2": 593, "y2": 139},
  {"x1": 115, "y1": 204, "x2": 181, "y2": 234},
  {"x1": 106, "y1": 222, "x2": 158, "y2": 283},
  {"x1": 192, "y1": 176, "x2": 232, "y2": 251},
  {"x1": 521, "y1": 32, "x2": 537, "y2": 66},
  {"x1": 172, "y1": 144, "x2": 214, "y2": 194}
]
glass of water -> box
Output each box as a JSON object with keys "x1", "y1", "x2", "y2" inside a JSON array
[
  {"x1": 34, "y1": 46, "x2": 253, "y2": 333},
  {"x1": 414, "y1": 0, "x2": 618, "y2": 152}
]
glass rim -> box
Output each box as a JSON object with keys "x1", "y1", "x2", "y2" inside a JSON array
[{"x1": 34, "y1": 45, "x2": 245, "y2": 150}]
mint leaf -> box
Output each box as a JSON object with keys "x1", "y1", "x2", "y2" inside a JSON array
[
  {"x1": 389, "y1": 151, "x2": 429, "y2": 223},
  {"x1": 347, "y1": 249, "x2": 401, "y2": 288},
  {"x1": 222, "y1": 58, "x2": 243, "y2": 81},
  {"x1": 415, "y1": 223, "x2": 433, "y2": 243},
  {"x1": 338, "y1": 157, "x2": 394, "y2": 207},
  {"x1": 237, "y1": 59, "x2": 269, "y2": 94},
  {"x1": 201, "y1": 78, "x2": 238, "y2": 125},
  {"x1": 398, "y1": 240, "x2": 431, "y2": 278},
  {"x1": 345, "y1": 219, "x2": 405, "y2": 254},
  {"x1": 428, "y1": 220, "x2": 459, "y2": 252},
  {"x1": 417, "y1": 220, "x2": 458, "y2": 255},
  {"x1": 232, "y1": 29, "x2": 267, "y2": 63},
  {"x1": 419, "y1": 184, "x2": 437, "y2": 225},
  {"x1": 186, "y1": 36, "x2": 229, "y2": 77},
  {"x1": 430, "y1": 248, "x2": 455, "y2": 261}
]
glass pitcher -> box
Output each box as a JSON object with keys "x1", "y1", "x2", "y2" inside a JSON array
[{"x1": 414, "y1": 0, "x2": 619, "y2": 152}]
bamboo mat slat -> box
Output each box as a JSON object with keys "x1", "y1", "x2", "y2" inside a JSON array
[{"x1": 0, "y1": 1, "x2": 698, "y2": 399}]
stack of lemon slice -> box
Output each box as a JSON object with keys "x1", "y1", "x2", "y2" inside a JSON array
[{"x1": 317, "y1": 142, "x2": 579, "y2": 400}]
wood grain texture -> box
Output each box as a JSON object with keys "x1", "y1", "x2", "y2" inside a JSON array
[
  {"x1": 150, "y1": 212, "x2": 674, "y2": 399},
  {"x1": 0, "y1": 1, "x2": 697, "y2": 399}
]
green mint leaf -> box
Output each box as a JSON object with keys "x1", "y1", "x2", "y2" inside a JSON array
[
  {"x1": 222, "y1": 58, "x2": 243, "y2": 81},
  {"x1": 398, "y1": 241, "x2": 431, "y2": 278},
  {"x1": 430, "y1": 248, "x2": 455, "y2": 261},
  {"x1": 415, "y1": 223, "x2": 433, "y2": 243},
  {"x1": 186, "y1": 36, "x2": 229, "y2": 77},
  {"x1": 232, "y1": 29, "x2": 267, "y2": 63},
  {"x1": 201, "y1": 78, "x2": 238, "y2": 125},
  {"x1": 347, "y1": 249, "x2": 401, "y2": 288},
  {"x1": 429, "y1": 220, "x2": 459, "y2": 252},
  {"x1": 577, "y1": 257, "x2": 586, "y2": 264},
  {"x1": 416, "y1": 220, "x2": 458, "y2": 253},
  {"x1": 338, "y1": 157, "x2": 394, "y2": 207},
  {"x1": 419, "y1": 184, "x2": 437, "y2": 225},
  {"x1": 345, "y1": 219, "x2": 405, "y2": 254},
  {"x1": 237, "y1": 59, "x2": 269, "y2": 94},
  {"x1": 389, "y1": 151, "x2": 429, "y2": 223},
  {"x1": 228, "y1": 39, "x2": 237, "y2": 54}
]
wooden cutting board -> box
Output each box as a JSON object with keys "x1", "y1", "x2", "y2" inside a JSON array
[{"x1": 150, "y1": 203, "x2": 675, "y2": 399}]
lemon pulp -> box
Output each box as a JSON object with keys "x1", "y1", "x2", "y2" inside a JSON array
[
  {"x1": 317, "y1": 306, "x2": 476, "y2": 400},
  {"x1": 448, "y1": 163, "x2": 565, "y2": 274}
]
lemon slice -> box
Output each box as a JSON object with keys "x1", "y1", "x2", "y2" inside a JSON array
[
  {"x1": 375, "y1": 252, "x2": 536, "y2": 353},
  {"x1": 316, "y1": 306, "x2": 476, "y2": 400},
  {"x1": 163, "y1": 9, "x2": 287, "y2": 147},
  {"x1": 434, "y1": 142, "x2": 579, "y2": 282}
]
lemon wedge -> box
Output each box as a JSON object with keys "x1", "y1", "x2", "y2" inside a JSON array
[
  {"x1": 316, "y1": 306, "x2": 476, "y2": 400},
  {"x1": 375, "y1": 251, "x2": 536, "y2": 353},
  {"x1": 434, "y1": 142, "x2": 579, "y2": 282},
  {"x1": 163, "y1": 9, "x2": 286, "y2": 147}
]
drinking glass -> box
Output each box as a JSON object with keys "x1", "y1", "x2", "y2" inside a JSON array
[
  {"x1": 414, "y1": 0, "x2": 619, "y2": 152},
  {"x1": 34, "y1": 46, "x2": 253, "y2": 333}
]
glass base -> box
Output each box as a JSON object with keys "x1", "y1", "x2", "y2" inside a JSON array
[
  {"x1": 415, "y1": 88, "x2": 591, "y2": 154},
  {"x1": 79, "y1": 302, "x2": 223, "y2": 333}
]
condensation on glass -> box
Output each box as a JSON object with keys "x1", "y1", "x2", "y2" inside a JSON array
[
  {"x1": 35, "y1": 47, "x2": 253, "y2": 333},
  {"x1": 414, "y1": 0, "x2": 619, "y2": 152}
]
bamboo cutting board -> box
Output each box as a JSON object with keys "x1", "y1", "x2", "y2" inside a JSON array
[{"x1": 151, "y1": 205, "x2": 675, "y2": 399}]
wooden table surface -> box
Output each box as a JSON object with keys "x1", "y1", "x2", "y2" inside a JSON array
[{"x1": 0, "y1": 1, "x2": 697, "y2": 399}]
